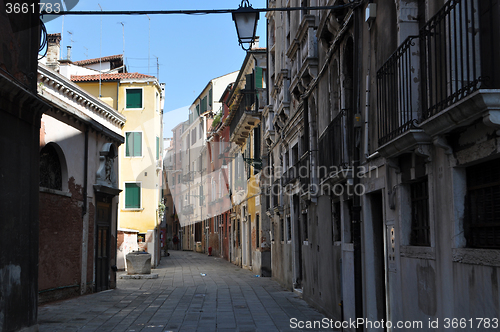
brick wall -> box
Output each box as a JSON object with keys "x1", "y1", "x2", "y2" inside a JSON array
[{"x1": 38, "y1": 177, "x2": 84, "y2": 303}]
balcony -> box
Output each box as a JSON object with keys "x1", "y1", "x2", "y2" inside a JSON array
[
  {"x1": 282, "y1": 164, "x2": 298, "y2": 186},
  {"x1": 419, "y1": 0, "x2": 500, "y2": 137},
  {"x1": 377, "y1": 0, "x2": 500, "y2": 157},
  {"x1": 182, "y1": 204, "x2": 194, "y2": 215},
  {"x1": 182, "y1": 171, "x2": 194, "y2": 183},
  {"x1": 229, "y1": 88, "x2": 261, "y2": 146},
  {"x1": 318, "y1": 110, "x2": 351, "y2": 182}
]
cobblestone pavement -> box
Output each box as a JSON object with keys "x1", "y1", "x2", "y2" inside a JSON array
[{"x1": 38, "y1": 250, "x2": 335, "y2": 332}]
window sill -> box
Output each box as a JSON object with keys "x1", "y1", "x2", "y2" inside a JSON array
[
  {"x1": 39, "y1": 187, "x2": 72, "y2": 198},
  {"x1": 122, "y1": 208, "x2": 144, "y2": 212},
  {"x1": 452, "y1": 248, "x2": 500, "y2": 267},
  {"x1": 400, "y1": 246, "x2": 435, "y2": 260}
]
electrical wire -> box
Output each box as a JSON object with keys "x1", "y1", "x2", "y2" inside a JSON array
[
  {"x1": 38, "y1": 19, "x2": 48, "y2": 60},
  {"x1": 41, "y1": 3, "x2": 359, "y2": 16}
]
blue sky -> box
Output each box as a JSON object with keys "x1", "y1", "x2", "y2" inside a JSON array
[{"x1": 44, "y1": 0, "x2": 267, "y2": 138}]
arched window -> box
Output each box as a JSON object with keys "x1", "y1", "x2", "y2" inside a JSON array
[{"x1": 40, "y1": 144, "x2": 62, "y2": 190}]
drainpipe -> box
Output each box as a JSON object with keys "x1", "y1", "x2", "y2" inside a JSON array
[
  {"x1": 364, "y1": 6, "x2": 379, "y2": 161},
  {"x1": 83, "y1": 127, "x2": 89, "y2": 217},
  {"x1": 80, "y1": 126, "x2": 89, "y2": 294},
  {"x1": 352, "y1": 6, "x2": 364, "y2": 332}
]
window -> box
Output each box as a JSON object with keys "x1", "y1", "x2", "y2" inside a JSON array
[
  {"x1": 212, "y1": 179, "x2": 216, "y2": 201},
  {"x1": 201, "y1": 96, "x2": 208, "y2": 113},
  {"x1": 280, "y1": 218, "x2": 285, "y2": 242},
  {"x1": 410, "y1": 177, "x2": 430, "y2": 246},
  {"x1": 40, "y1": 144, "x2": 62, "y2": 190},
  {"x1": 192, "y1": 128, "x2": 196, "y2": 145},
  {"x1": 286, "y1": 215, "x2": 292, "y2": 242},
  {"x1": 254, "y1": 125, "x2": 261, "y2": 175},
  {"x1": 199, "y1": 123, "x2": 203, "y2": 140},
  {"x1": 125, "y1": 182, "x2": 141, "y2": 209},
  {"x1": 126, "y1": 88, "x2": 143, "y2": 109},
  {"x1": 199, "y1": 185, "x2": 204, "y2": 206},
  {"x1": 256, "y1": 214, "x2": 260, "y2": 249},
  {"x1": 466, "y1": 159, "x2": 500, "y2": 249},
  {"x1": 219, "y1": 172, "x2": 222, "y2": 198},
  {"x1": 332, "y1": 201, "x2": 341, "y2": 242},
  {"x1": 125, "y1": 132, "x2": 142, "y2": 157},
  {"x1": 301, "y1": 212, "x2": 308, "y2": 242},
  {"x1": 155, "y1": 92, "x2": 159, "y2": 113},
  {"x1": 209, "y1": 88, "x2": 213, "y2": 107}
]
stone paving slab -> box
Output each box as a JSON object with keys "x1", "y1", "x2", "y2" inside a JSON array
[{"x1": 38, "y1": 250, "x2": 336, "y2": 332}]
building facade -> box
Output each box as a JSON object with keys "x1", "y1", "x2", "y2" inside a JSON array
[
  {"x1": 68, "y1": 58, "x2": 165, "y2": 269},
  {"x1": 0, "y1": 2, "x2": 49, "y2": 330},
  {"x1": 37, "y1": 49, "x2": 125, "y2": 302},
  {"x1": 224, "y1": 48, "x2": 271, "y2": 275},
  {"x1": 266, "y1": 0, "x2": 500, "y2": 328},
  {"x1": 175, "y1": 72, "x2": 238, "y2": 254}
]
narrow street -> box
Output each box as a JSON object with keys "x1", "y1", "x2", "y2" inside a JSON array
[{"x1": 38, "y1": 251, "x2": 333, "y2": 332}]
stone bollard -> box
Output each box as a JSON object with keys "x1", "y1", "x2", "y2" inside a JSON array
[{"x1": 126, "y1": 251, "x2": 151, "y2": 275}]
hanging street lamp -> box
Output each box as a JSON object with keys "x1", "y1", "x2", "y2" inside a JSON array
[{"x1": 232, "y1": 0, "x2": 260, "y2": 51}]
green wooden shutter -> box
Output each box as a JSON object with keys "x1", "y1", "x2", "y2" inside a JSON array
[
  {"x1": 133, "y1": 132, "x2": 142, "y2": 156},
  {"x1": 125, "y1": 132, "x2": 132, "y2": 156},
  {"x1": 209, "y1": 88, "x2": 213, "y2": 107},
  {"x1": 126, "y1": 89, "x2": 142, "y2": 108},
  {"x1": 156, "y1": 136, "x2": 159, "y2": 160},
  {"x1": 255, "y1": 67, "x2": 263, "y2": 89},
  {"x1": 125, "y1": 183, "x2": 141, "y2": 208},
  {"x1": 196, "y1": 104, "x2": 200, "y2": 116}
]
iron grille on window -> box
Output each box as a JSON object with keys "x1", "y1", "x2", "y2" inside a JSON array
[
  {"x1": 287, "y1": 216, "x2": 292, "y2": 242},
  {"x1": 466, "y1": 158, "x2": 500, "y2": 249},
  {"x1": 280, "y1": 218, "x2": 284, "y2": 242},
  {"x1": 410, "y1": 177, "x2": 430, "y2": 246}
]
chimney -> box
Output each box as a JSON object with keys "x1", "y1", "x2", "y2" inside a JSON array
[
  {"x1": 251, "y1": 36, "x2": 260, "y2": 50},
  {"x1": 46, "y1": 33, "x2": 61, "y2": 71},
  {"x1": 66, "y1": 46, "x2": 72, "y2": 61}
]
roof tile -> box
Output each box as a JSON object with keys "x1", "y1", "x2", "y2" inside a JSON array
[
  {"x1": 71, "y1": 72, "x2": 155, "y2": 82},
  {"x1": 72, "y1": 54, "x2": 123, "y2": 66}
]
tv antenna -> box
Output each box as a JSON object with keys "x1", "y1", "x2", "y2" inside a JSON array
[{"x1": 118, "y1": 22, "x2": 126, "y2": 58}]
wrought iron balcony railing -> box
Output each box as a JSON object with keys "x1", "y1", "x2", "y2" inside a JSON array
[
  {"x1": 377, "y1": 0, "x2": 496, "y2": 146},
  {"x1": 377, "y1": 36, "x2": 420, "y2": 146},
  {"x1": 420, "y1": 0, "x2": 485, "y2": 119}
]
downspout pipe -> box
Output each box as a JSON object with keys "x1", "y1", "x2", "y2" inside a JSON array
[
  {"x1": 352, "y1": 5, "x2": 364, "y2": 331},
  {"x1": 83, "y1": 126, "x2": 89, "y2": 217},
  {"x1": 364, "y1": 11, "x2": 379, "y2": 161}
]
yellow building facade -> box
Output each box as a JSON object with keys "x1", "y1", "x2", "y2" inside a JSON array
[{"x1": 73, "y1": 71, "x2": 164, "y2": 268}]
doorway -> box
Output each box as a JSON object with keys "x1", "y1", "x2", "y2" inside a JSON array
[
  {"x1": 370, "y1": 192, "x2": 387, "y2": 330},
  {"x1": 95, "y1": 198, "x2": 111, "y2": 292}
]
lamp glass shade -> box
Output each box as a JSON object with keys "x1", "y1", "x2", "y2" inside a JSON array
[{"x1": 232, "y1": 7, "x2": 259, "y2": 45}]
